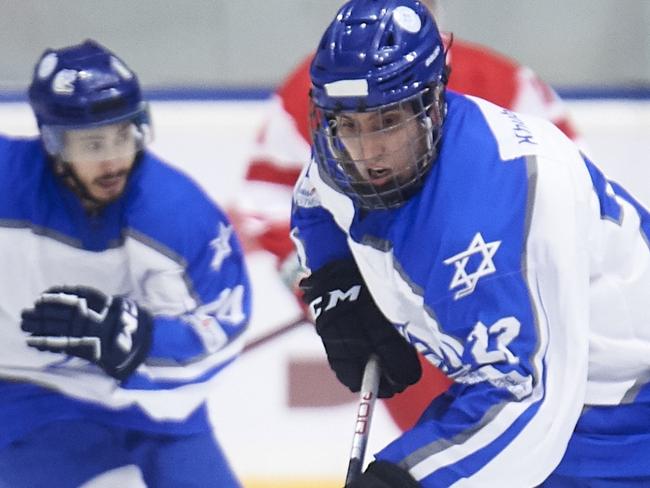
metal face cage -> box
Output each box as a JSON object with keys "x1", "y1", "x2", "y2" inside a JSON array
[{"x1": 310, "y1": 86, "x2": 443, "y2": 210}]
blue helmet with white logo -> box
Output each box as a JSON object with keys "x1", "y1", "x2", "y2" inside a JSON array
[
  {"x1": 28, "y1": 39, "x2": 151, "y2": 158},
  {"x1": 311, "y1": 0, "x2": 446, "y2": 111},
  {"x1": 309, "y1": 0, "x2": 448, "y2": 209}
]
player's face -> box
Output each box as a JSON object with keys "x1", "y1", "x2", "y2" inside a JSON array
[
  {"x1": 62, "y1": 122, "x2": 138, "y2": 203},
  {"x1": 335, "y1": 106, "x2": 429, "y2": 188}
]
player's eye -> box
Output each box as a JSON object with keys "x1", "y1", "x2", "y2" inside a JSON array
[
  {"x1": 381, "y1": 111, "x2": 402, "y2": 128},
  {"x1": 337, "y1": 117, "x2": 357, "y2": 136}
]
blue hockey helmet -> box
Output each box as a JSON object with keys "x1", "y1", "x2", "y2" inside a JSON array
[
  {"x1": 28, "y1": 39, "x2": 151, "y2": 159},
  {"x1": 309, "y1": 0, "x2": 448, "y2": 209}
]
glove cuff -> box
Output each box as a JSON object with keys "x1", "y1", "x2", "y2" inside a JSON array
[
  {"x1": 299, "y1": 258, "x2": 361, "y2": 304},
  {"x1": 106, "y1": 299, "x2": 154, "y2": 381}
]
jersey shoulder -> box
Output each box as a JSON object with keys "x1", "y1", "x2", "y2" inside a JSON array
[
  {"x1": 446, "y1": 92, "x2": 577, "y2": 165},
  {"x1": 0, "y1": 134, "x2": 44, "y2": 176},
  {"x1": 384, "y1": 96, "x2": 540, "y2": 303},
  {"x1": 0, "y1": 134, "x2": 49, "y2": 219},
  {"x1": 126, "y1": 152, "x2": 234, "y2": 257}
]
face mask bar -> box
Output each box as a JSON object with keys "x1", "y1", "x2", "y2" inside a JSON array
[
  {"x1": 310, "y1": 86, "x2": 444, "y2": 209},
  {"x1": 41, "y1": 102, "x2": 152, "y2": 164}
]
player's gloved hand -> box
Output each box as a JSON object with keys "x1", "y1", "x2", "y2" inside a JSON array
[
  {"x1": 21, "y1": 286, "x2": 153, "y2": 381},
  {"x1": 300, "y1": 259, "x2": 421, "y2": 398},
  {"x1": 346, "y1": 461, "x2": 420, "y2": 487}
]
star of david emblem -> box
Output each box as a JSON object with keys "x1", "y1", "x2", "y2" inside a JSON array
[
  {"x1": 210, "y1": 222, "x2": 233, "y2": 271},
  {"x1": 443, "y1": 232, "x2": 501, "y2": 300}
]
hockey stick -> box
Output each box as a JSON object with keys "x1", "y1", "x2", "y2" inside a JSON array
[
  {"x1": 345, "y1": 354, "x2": 381, "y2": 485},
  {"x1": 242, "y1": 313, "x2": 311, "y2": 353}
]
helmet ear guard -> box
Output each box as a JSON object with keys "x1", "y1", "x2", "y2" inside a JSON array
[{"x1": 40, "y1": 125, "x2": 62, "y2": 157}]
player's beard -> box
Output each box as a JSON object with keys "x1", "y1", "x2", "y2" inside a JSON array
[
  {"x1": 91, "y1": 170, "x2": 130, "y2": 202},
  {"x1": 55, "y1": 160, "x2": 134, "y2": 213}
]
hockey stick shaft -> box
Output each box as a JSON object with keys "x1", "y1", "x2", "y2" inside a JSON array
[
  {"x1": 242, "y1": 314, "x2": 310, "y2": 353},
  {"x1": 345, "y1": 354, "x2": 381, "y2": 485}
]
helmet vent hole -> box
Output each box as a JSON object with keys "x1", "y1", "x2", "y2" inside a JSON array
[
  {"x1": 384, "y1": 31, "x2": 396, "y2": 47},
  {"x1": 90, "y1": 97, "x2": 127, "y2": 116}
]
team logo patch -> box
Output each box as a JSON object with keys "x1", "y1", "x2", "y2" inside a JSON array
[
  {"x1": 443, "y1": 232, "x2": 501, "y2": 299},
  {"x1": 393, "y1": 6, "x2": 421, "y2": 33},
  {"x1": 294, "y1": 175, "x2": 321, "y2": 208},
  {"x1": 51, "y1": 69, "x2": 78, "y2": 95}
]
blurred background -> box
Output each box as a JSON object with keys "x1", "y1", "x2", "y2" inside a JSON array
[
  {"x1": 1, "y1": 0, "x2": 650, "y2": 93},
  {"x1": 1, "y1": 1, "x2": 649, "y2": 487}
]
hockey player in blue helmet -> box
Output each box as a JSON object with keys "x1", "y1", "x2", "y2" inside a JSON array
[
  {"x1": 0, "y1": 40, "x2": 249, "y2": 487},
  {"x1": 293, "y1": 0, "x2": 650, "y2": 486},
  {"x1": 309, "y1": 0, "x2": 447, "y2": 210},
  {"x1": 28, "y1": 39, "x2": 152, "y2": 210}
]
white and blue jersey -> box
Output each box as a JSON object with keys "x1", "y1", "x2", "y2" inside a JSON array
[
  {"x1": 291, "y1": 91, "x2": 650, "y2": 486},
  {"x1": 0, "y1": 135, "x2": 250, "y2": 446}
]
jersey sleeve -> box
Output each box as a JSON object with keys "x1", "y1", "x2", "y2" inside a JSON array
[
  {"x1": 290, "y1": 162, "x2": 353, "y2": 274},
  {"x1": 375, "y1": 153, "x2": 594, "y2": 486},
  {"x1": 123, "y1": 192, "x2": 251, "y2": 392}
]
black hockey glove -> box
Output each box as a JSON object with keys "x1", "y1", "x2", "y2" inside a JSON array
[
  {"x1": 300, "y1": 259, "x2": 421, "y2": 398},
  {"x1": 346, "y1": 461, "x2": 420, "y2": 487},
  {"x1": 21, "y1": 286, "x2": 153, "y2": 381}
]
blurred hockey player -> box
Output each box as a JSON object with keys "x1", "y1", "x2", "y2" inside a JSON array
[
  {"x1": 0, "y1": 40, "x2": 249, "y2": 487},
  {"x1": 230, "y1": 0, "x2": 580, "y2": 431},
  {"x1": 292, "y1": 0, "x2": 650, "y2": 486}
]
